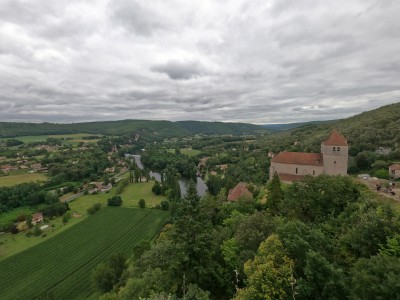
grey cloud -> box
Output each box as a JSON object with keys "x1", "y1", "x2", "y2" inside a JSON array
[
  {"x1": 111, "y1": 0, "x2": 170, "y2": 36},
  {"x1": 151, "y1": 60, "x2": 205, "y2": 80},
  {"x1": 0, "y1": 0, "x2": 400, "y2": 124}
]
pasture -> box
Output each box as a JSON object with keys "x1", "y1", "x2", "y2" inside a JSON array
[
  {"x1": 167, "y1": 148, "x2": 202, "y2": 157},
  {"x1": 6, "y1": 133, "x2": 102, "y2": 144},
  {"x1": 69, "y1": 181, "x2": 165, "y2": 214},
  {"x1": 0, "y1": 173, "x2": 47, "y2": 187},
  {"x1": 0, "y1": 208, "x2": 168, "y2": 300}
]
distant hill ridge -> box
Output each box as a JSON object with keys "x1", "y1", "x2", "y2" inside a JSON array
[{"x1": 0, "y1": 119, "x2": 265, "y2": 138}]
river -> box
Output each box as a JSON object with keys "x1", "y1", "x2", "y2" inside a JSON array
[{"x1": 128, "y1": 154, "x2": 208, "y2": 198}]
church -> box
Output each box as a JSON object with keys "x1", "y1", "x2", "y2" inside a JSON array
[{"x1": 269, "y1": 130, "x2": 348, "y2": 182}]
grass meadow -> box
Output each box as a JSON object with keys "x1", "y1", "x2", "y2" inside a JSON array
[
  {"x1": 5, "y1": 133, "x2": 101, "y2": 145},
  {"x1": 0, "y1": 173, "x2": 47, "y2": 187}
]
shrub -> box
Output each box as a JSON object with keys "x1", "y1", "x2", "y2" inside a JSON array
[
  {"x1": 160, "y1": 200, "x2": 169, "y2": 211},
  {"x1": 108, "y1": 196, "x2": 123, "y2": 207},
  {"x1": 138, "y1": 199, "x2": 146, "y2": 208},
  {"x1": 374, "y1": 169, "x2": 390, "y2": 179},
  {"x1": 87, "y1": 203, "x2": 102, "y2": 215}
]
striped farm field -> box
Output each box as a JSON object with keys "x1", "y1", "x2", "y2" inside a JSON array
[{"x1": 0, "y1": 208, "x2": 168, "y2": 300}]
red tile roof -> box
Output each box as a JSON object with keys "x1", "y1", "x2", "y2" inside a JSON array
[
  {"x1": 228, "y1": 182, "x2": 253, "y2": 202},
  {"x1": 322, "y1": 130, "x2": 348, "y2": 146},
  {"x1": 277, "y1": 173, "x2": 305, "y2": 182},
  {"x1": 271, "y1": 152, "x2": 323, "y2": 166}
]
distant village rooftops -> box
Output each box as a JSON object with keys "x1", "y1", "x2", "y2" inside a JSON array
[
  {"x1": 227, "y1": 182, "x2": 252, "y2": 202},
  {"x1": 321, "y1": 130, "x2": 348, "y2": 146},
  {"x1": 271, "y1": 152, "x2": 323, "y2": 166}
]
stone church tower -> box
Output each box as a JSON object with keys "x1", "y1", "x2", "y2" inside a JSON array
[{"x1": 321, "y1": 130, "x2": 348, "y2": 176}]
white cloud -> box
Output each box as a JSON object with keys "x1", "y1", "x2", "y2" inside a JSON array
[{"x1": 0, "y1": 0, "x2": 399, "y2": 123}]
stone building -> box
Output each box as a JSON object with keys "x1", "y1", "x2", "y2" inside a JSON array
[{"x1": 270, "y1": 131, "x2": 348, "y2": 182}]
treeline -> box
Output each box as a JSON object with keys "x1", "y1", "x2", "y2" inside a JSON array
[
  {"x1": 0, "y1": 182, "x2": 58, "y2": 214},
  {"x1": 141, "y1": 149, "x2": 197, "y2": 180},
  {"x1": 0, "y1": 120, "x2": 265, "y2": 139},
  {"x1": 44, "y1": 147, "x2": 112, "y2": 184},
  {"x1": 98, "y1": 175, "x2": 400, "y2": 299}
]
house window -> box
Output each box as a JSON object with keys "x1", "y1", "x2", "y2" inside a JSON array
[
  {"x1": 333, "y1": 147, "x2": 336, "y2": 152},
  {"x1": 295, "y1": 168, "x2": 298, "y2": 174},
  {"x1": 313, "y1": 170, "x2": 315, "y2": 175},
  {"x1": 337, "y1": 147, "x2": 340, "y2": 152}
]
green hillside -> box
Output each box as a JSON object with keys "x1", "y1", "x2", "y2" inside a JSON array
[
  {"x1": 176, "y1": 120, "x2": 264, "y2": 135},
  {"x1": 0, "y1": 208, "x2": 168, "y2": 300},
  {"x1": 261, "y1": 102, "x2": 400, "y2": 153},
  {"x1": 0, "y1": 120, "x2": 190, "y2": 138},
  {"x1": 0, "y1": 119, "x2": 265, "y2": 139}
]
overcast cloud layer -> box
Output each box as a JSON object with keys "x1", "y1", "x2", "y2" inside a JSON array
[{"x1": 0, "y1": 0, "x2": 399, "y2": 124}]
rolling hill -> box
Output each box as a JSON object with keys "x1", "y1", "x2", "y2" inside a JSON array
[
  {"x1": 260, "y1": 102, "x2": 400, "y2": 153},
  {"x1": 0, "y1": 120, "x2": 266, "y2": 139}
]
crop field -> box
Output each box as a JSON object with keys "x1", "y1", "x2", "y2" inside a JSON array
[
  {"x1": 0, "y1": 173, "x2": 47, "y2": 187},
  {"x1": 0, "y1": 208, "x2": 168, "y2": 300}
]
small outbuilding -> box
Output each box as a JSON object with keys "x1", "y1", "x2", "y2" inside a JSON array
[
  {"x1": 227, "y1": 182, "x2": 253, "y2": 202},
  {"x1": 389, "y1": 164, "x2": 400, "y2": 179},
  {"x1": 32, "y1": 212, "x2": 43, "y2": 225}
]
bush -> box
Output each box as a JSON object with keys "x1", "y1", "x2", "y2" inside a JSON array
[
  {"x1": 152, "y1": 181, "x2": 162, "y2": 195},
  {"x1": 62, "y1": 211, "x2": 72, "y2": 223},
  {"x1": 108, "y1": 196, "x2": 123, "y2": 207},
  {"x1": 138, "y1": 199, "x2": 146, "y2": 208},
  {"x1": 374, "y1": 169, "x2": 390, "y2": 179},
  {"x1": 160, "y1": 200, "x2": 169, "y2": 211},
  {"x1": 33, "y1": 225, "x2": 42, "y2": 236},
  {"x1": 87, "y1": 203, "x2": 102, "y2": 215},
  {"x1": 116, "y1": 179, "x2": 129, "y2": 195}
]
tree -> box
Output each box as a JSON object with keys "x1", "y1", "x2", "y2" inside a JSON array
[
  {"x1": 107, "y1": 196, "x2": 122, "y2": 206},
  {"x1": 351, "y1": 254, "x2": 400, "y2": 299},
  {"x1": 152, "y1": 181, "x2": 162, "y2": 195},
  {"x1": 267, "y1": 172, "x2": 283, "y2": 214},
  {"x1": 138, "y1": 199, "x2": 146, "y2": 208},
  {"x1": 234, "y1": 234, "x2": 294, "y2": 300},
  {"x1": 160, "y1": 200, "x2": 169, "y2": 210},
  {"x1": 91, "y1": 263, "x2": 116, "y2": 293}
]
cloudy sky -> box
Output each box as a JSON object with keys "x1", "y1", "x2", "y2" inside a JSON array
[{"x1": 1, "y1": 0, "x2": 399, "y2": 124}]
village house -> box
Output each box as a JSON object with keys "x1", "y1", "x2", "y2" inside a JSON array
[
  {"x1": 227, "y1": 182, "x2": 253, "y2": 202},
  {"x1": 376, "y1": 147, "x2": 392, "y2": 155},
  {"x1": 270, "y1": 131, "x2": 348, "y2": 182},
  {"x1": 31, "y1": 212, "x2": 43, "y2": 225},
  {"x1": 389, "y1": 164, "x2": 400, "y2": 180},
  {"x1": 1, "y1": 164, "x2": 18, "y2": 172}
]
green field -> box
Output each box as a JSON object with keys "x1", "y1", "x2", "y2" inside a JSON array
[
  {"x1": 5, "y1": 133, "x2": 101, "y2": 144},
  {"x1": 0, "y1": 208, "x2": 168, "y2": 300},
  {"x1": 69, "y1": 181, "x2": 165, "y2": 215},
  {"x1": 0, "y1": 173, "x2": 47, "y2": 187},
  {"x1": 167, "y1": 148, "x2": 202, "y2": 157}
]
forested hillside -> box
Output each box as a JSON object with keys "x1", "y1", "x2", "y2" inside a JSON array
[
  {"x1": 176, "y1": 121, "x2": 264, "y2": 135},
  {"x1": 260, "y1": 102, "x2": 400, "y2": 153},
  {"x1": 0, "y1": 120, "x2": 265, "y2": 139}
]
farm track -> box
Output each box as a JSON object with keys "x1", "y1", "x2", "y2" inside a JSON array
[{"x1": 0, "y1": 208, "x2": 168, "y2": 300}]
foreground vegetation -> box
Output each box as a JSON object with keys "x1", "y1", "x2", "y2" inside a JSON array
[
  {"x1": 99, "y1": 176, "x2": 400, "y2": 300},
  {"x1": 0, "y1": 208, "x2": 168, "y2": 300}
]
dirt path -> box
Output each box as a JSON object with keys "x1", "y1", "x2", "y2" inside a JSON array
[{"x1": 357, "y1": 177, "x2": 400, "y2": 202}]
